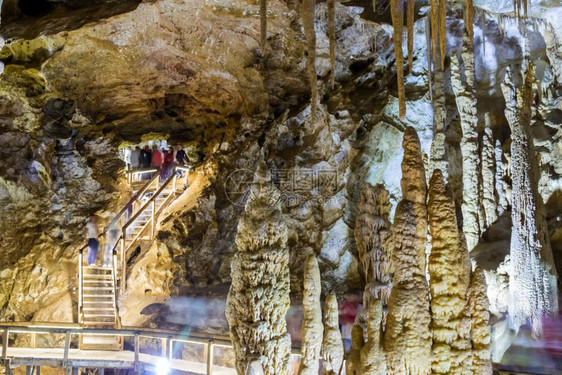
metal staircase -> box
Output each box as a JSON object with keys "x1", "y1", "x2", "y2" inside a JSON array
[{"x1": 77, "y1": 166, "x2": 189, "y2": 350}]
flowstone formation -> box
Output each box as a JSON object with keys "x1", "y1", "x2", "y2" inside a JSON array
[
  {"x1": 354, "y1": 184, "x2": 393, "y2": 309},
  {"x1": 225, "y1": 163, "x2": 291, "y2": 375},
  {"x1": 384, "y1": 127, "x2": 432, "y2": 375},
  {"x1": 501, "y1": 66, "x2": 558, "y2": 336}
]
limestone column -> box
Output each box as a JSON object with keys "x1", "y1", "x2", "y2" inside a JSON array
[
  {"x1": 384, "y1": 127, "x2": 432, "y2": 375},
  {"x1": 226, "y1": 162, "x2": 291, "y2": 374},
  {"x1": 360, "y1": 299, "x2": 386, "y2": 375},
  {"x1": 481, "y1": 114, "x2": 498, "y2": 228},
  {"x1": 450, "y1": 33, "x2": 481, "y2": 250},
  {"x1": 501, "y1": 66, "x2": 558, "y2": 336}
]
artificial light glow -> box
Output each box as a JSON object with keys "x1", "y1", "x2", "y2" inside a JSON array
[{"x1": 156, "y1": 358, "x2": 170, "y2": 375}]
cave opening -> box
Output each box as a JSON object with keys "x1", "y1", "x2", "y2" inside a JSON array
[{"x1": 18, "y1": 0, "x2": 52, "y2": 16}]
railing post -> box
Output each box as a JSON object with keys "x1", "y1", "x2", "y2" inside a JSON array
[
  {"x1": 30, "y1": 332, "x2": 36, "y2": 349},
  {"x1": 120, "y1": 235, "x2": 126, "y2": 294},
  {"x1": 134, "y1": 333, "x2": 140, "y2": 373},
  {"x1": 62, "y1": 331, "x2": 71, "y2": 368},
  {"x1": 206, "y1": 340, "x2": 214, "y2": 375},
  {"x1": 78, "y1": 250, "x2": 83, "y2": 325},
  {"x1": 2, "y1": 328, "x2": 8, "y2": 361},
  {"x1": 173, "y1": 169, "x2": 177, "y2": 193},
  {"x1": 151, "y1": 201, "x2": 155, "y2": 239}
]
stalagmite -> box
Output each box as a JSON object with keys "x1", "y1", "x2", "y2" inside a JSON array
[
  {"x1": 428, "y1": 169, "x2": 473, "y2": 374},
  {"x1": 298, "y1": 255, "x2": 323, "y2": 375},
  {"x1": 361, "y1": 299, "x2": 386, "y2": 375},
  {"x1": 407, "y1": 0, "x2": 415, "y2": 74},
  {"x1": 482, "y1": 114, "x2": 498, "y2": 228},
  {"x1": 328, "y1": 0, "x2": 336, "y2": 89},
  {"x1": 439, "y1": 0, "x2": 447, "y2": 69},
  {"x1": 226, "y1": 163, "x2": 291, "y2": 375},
  {"x1": 322, "y1": 294, "x2": 345, "y2": 375},
  {"x1": 385, "y1": 127, "x2": 432, "y2": 375},
  {"x1": 468, "y1": 267, "x2": 493, "y2": 375},
  {"x1": 260, "y1": 0, "x2": 267, "y2": 53},
  {"x1": 450, "y1": 33, "x2": 481, "y2": 251},
  {"x1": 501, "y1": 66, "x2": 558, "y2": 336},
  {"x1": 302, "y1": 0, "x2": 318, "y2": 124},
  {"x1": 355, "y1": 184, "x2": 393, "y2": 307},
  {"x1": 346, "y1": 325, "x2": 364, "y2": 375},
  {"x1": 466, "y1": 0, "x2": 474, "y2": 45},
  {"x1": 390, "y1": 0, "x2": 406, "y2": 119}
]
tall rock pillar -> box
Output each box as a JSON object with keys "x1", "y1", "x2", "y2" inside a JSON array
[
  {"x1": 501, "y1": 66, "x2": 558, "y2": 336},
  {"x1": 226, "y1": 162, "x2": 292, "y2": 374}
]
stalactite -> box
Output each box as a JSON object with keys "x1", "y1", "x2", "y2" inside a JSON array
[
  {"x1": 481, "y1": 9, "x2": 486, "y2": 56},
  {"x1": 361, "y1": 299, "x2": 386, "y2": 375},
  {"x1": 469, "y1": 267, "x2": 493, "y2": 375},
  {"x1": 390, "y1": 0, "x2": 406, "y2": 119},
  {"x1": 439, "y1": 0, "x2": 447, "y2": 69},
  {"x1": 501, "y1": 66, "x2": 558, "y2": 336},
  {"x1": 428, "y1": 169, "x2": 473, "y2": 374},
  {"x1": 372, "y1": 0, "x2": 376, "y2": 13},
  {"x1": 226, "y1": 162, "x2": 291, "y2": 375},
  {"x1": 407, "y1": 0, "x2": 415, "y2": 74},
  {"x1": 482, "y1": 114, "x2": 498, "y2": 229},
  {"x1": 260, "y1": 0, "x2": 267, "y2": 53},
  {"x1": 355, "y1": 184, "x2": 393, "y2": 308},
  {"x1": 466, "y1": 0, "x2": 474, "y2": 45},
  {"x1": 425, "y1": 16, "x2": 433, "y2": 102},
  {"x1": 450, "y1": 32, "x2": 481, "y2": 251},
  {"x1": 302, "y1": 0, "x2": 318, "y2": 124},
  {"x1": 430, "y1": 0, "x2": 439, "y2": 67},
  {"x1": 385, "y1": 127, "x2": 432, "y2": 375},
  {"x1": 328, "y1": 0, "x2": 336, "y2": 90},
  {"x1": 298, "y1": 255, "x2": 323, "y2": 375},
  {"x1": 346, "y1": 325, "x2": 364, "y2": 375},
  {"x1": 322, "y1": 294, "x2": 345, "y2": 375}
]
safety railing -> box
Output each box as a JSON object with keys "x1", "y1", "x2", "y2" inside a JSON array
[{"x1": 0, "y1": 323, "x2": 234, "y2": 375}]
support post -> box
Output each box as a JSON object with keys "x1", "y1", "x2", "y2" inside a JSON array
[
  {"x1": 173, "y1": 172, "x2": 177, "y2": 193},
  {"x1": 151, "y1": 201, "x2": 155, "y2": 239},
  {"x1": 99, "y1": 368, "x2": 104, "y2": 375},
  {"x1": 30, "y1": 332, "x2": 36, "y2": 349},
  {"x1": 2, "y1": 328, "x2": 8, "y2": 361},
  {"x1": 134, "y1": 334, "x2": 140, "y2": 374},
  {"x1": 120, "y1": 235, "x2": 126, "y2": 294},
  {"x1": 36, "y1": 366, "x2": 41, "y2": 375},
  {"x1": 26, "y1": 366, "x2": 31, "y2": 375},
  {"x1": 63, "y1": 331, "x2": 71, "y2": 368},
  {"x1": 206, "y1": 340, "x2": 214, "y2": 375},
  {"x1": 166, "y1": 337, "x2": 171, "y2": 359}
]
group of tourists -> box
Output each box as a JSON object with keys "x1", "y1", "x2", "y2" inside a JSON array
[{"x1": 128, "y1": 144, "x2": 189, "y2": 180}]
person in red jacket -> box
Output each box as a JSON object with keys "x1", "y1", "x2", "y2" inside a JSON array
[
  {"x1": 160, "y1": 146, "x2": 175, "y2": 181},
  {"x1": 151, "y1": 145, "x2": 163, "y2": 169}
]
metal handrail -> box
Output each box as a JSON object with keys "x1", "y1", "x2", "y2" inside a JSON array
[{"x1": 111, "y1": 250, "x2": 122, "y2": 330}]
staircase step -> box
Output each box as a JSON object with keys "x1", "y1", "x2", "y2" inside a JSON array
[
  {"x1": 84, "y1": 313, "x2": 115, "y2": 317},
  {"x1": 84, "y1": 306, "x2": 115, "y2": 311},
  {"x1": 84, "y1": 295, "x2": 114, "y2": 299},
  {"x1": 83, "y1": 274, "x2": 114, "y2": 280},
  {"x1": 83, "y1": 287, "x2": 114, "y2": 291}
]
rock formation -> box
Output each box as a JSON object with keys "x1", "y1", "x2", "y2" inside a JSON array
[
  {"x1": 468, "y1": 267, "x2": 493, "y2": 375},
  {"x1": 481, "y1": 114, "x2": 498, "y2": 228},
  {"x1": 354, "y1": 184, "x2": 393, "y2": 308},
  {"x1": 450, "y1": 33, "x2": 482, "y2": 251},
  {"x1": 298, "y1": 255, "x2": 323, "y2": 375},
  {"x1": 384, "y1": 127, "x2": 432, "y2": 375},
  {"x1": 346, "y1": 325, "x2": 364, "y2": 375},
  {"x1": 321, "y1": 293, "x2": 344, "y2": 375},
  {"x1": 427, "y1": 169, "x2": 473, "y2": 374},
  {"x1": 360, "y1": 299, "x2": 386, "y2": 375},
  {"x1": 302, "y1": 0, "x2": 318, "y2": 124},
  {"x1": 226, "y1": 162, "x2": 292, "y2": 375},
  {"x1": 390, "y1": 0, "x2": 405, "y2": 119},
  {"x1": 501, "y1": 66, "x2": 558, "y2": 336}
]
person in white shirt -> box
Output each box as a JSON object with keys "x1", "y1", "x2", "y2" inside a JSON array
[
  {"x1": 130, "y1": 146, "x2": 141, "y2": 169},
  {"x1": 84, "y1": 216, "x2": 99, "y2": 265}
]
